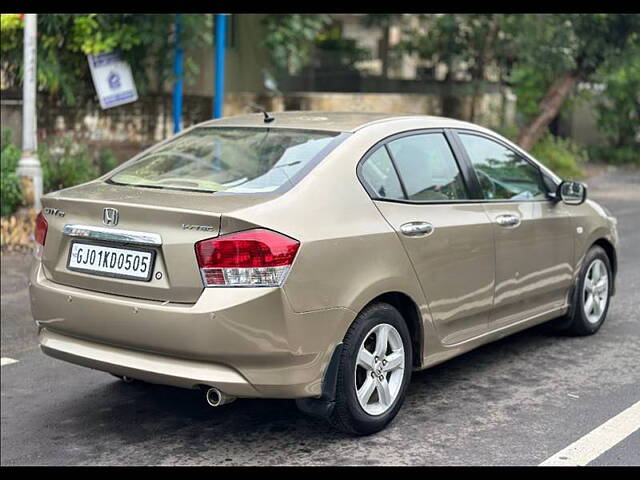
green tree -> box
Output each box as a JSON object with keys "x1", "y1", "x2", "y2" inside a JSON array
[
  {"x1": 510, "y1": 14, "x2": 640, "y2": 150},
  {"x1": 1, "y1": 128, "x2": 24, "y2": 216},
  {"x1": 313, "y1": 25, "x2": 370, "y2": 69},
  {"x1": 261, "y1": 14, "x2": 331, "y2": 75},
  {"x1": 0, "y1": 14, "x2": 211, "y2": 104},
  {"x1": 361, "y1": 14, "x2": 404, "y2": 79},
  {"x1": 592, "y1": 49, "x2": 640, "y2": 163},
  {"x1": 400, "y1": 14, "x2": 515, "y2": 121}
]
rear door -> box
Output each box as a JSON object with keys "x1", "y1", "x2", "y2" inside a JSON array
[
  {"x1": 359, "y1": 130, "x2": 495, "y2": 345},
  {"x1": 453, "y1": 131, "x2": 574, "y2": 329}
]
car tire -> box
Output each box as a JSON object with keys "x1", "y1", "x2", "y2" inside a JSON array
[
  {"x1": 551, "y1": 246, "x2": 612, "y2": 336},
  {"x1": 328, "y1": 302, "x2": 412, "y2": 435}
]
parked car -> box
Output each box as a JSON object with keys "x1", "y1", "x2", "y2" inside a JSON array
[{"x1": 29, "y1": 112, "x2": 618, "y2": 435}]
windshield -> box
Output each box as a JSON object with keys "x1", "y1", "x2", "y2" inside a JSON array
[{"x1": 109, "y1": 127, "x2": 344, "y2": 193}]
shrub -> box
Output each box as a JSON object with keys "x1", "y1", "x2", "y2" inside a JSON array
[
  {"x1": 38, "y1": 137, "x2": 99, "y2": 193},
  {"x1": 1, "y1": 129, "x2": 24, "y2": 216},
  {"x1": 495, "y1": 126, "x2": 586, "y2": 179},
  {"x1": 1, "y1": 130, "x2": 117, "y2": 218},
  {"x1": 530, "y1": 134, "x2": 587, "y2": 179},
  {"x1": 98, "y1": 148, "x2": 119, "y2": 174},
  {"x1": 592, "y1": 52, "x2": 640, "y2": 166},
  {"x1": 589, "y1": 144, "x2": 640, "y2": 166}
]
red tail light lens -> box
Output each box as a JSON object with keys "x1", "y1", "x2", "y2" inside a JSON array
[
  {"x1": 195, "y1": 229, "x2": 300, "y2": 287},
  {"x1": 35, "y1": 211, "x2": 48, "y2": 246},
  {"x1": 34, "y1": 211, "x2": 48, "y2": 259}
]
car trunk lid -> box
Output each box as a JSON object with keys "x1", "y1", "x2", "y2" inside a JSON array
[{"x1": 40, "y1": 181, "x2": 278, "y2": 303}]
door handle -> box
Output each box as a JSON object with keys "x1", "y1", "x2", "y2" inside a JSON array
[
  {"x1": 495, "y1": 214, "x2": 521, "y2": 227},
  {"x1": 400, "y1": 222, "x2": 434, "y2": 237}
]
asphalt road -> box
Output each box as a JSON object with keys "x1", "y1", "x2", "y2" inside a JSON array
[{"x1": 1, "y1": 170, "x2": 639, "y2": 466}]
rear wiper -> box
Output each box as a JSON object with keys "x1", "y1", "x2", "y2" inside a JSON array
[{"x1": 272, "y1": 161, "x2": 302, "y2": 169}]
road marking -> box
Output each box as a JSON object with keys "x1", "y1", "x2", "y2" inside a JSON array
[
  {"x1": 1, "y1": 357, "x2": 19, "y2": 366},
  {"x1": 539, "y1": 401, "x2": 640, "y2": 466}
]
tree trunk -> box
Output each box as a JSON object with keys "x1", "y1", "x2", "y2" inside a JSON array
[
  {"x1": 470, "y1": 16, "x2": 499, "y2": 123},
  {"x1": 516, "y1": 70, "x2": 579, "y2": 150},
  {"x1": 381, "y1": 25, "x2": 390, "y2": 79},
  {"x1": 442, "y1": 62, "x2": 464, "y2": 119}
]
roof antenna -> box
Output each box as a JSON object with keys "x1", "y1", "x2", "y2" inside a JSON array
[{"x1": 247, "y1": 103, "x2": 275, "y2": 123}]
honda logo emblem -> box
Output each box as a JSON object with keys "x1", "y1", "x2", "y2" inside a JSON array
[{"x1": 102, "y1": 208, "x2": 119, "y2": 226}]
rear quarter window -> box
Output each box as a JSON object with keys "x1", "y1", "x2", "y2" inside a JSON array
[{"x1": 360, "y1": 147, "x2": 405, "y2": 200}]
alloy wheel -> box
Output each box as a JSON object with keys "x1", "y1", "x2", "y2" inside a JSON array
[
  {"x1": 583, "y1": 258, "x2": 609, "y2": 324},
  {"x1": 354, "y1": 323, "x2": 405, "y2": 416}
]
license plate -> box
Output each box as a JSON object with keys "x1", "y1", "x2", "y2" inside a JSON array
[{"x1": 67, "y1": 242, "x2": 155, "y2": 281}]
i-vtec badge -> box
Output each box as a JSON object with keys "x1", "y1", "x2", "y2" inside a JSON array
[
  {"x1": 102, "y1": 207, "x2": 119, "y2": 226},
  {"x1": 182, "y1": 224, "x2": 216, "y2": 232},
  {"x1": 44, "y1": 207, "x2": 65, "y2": 217}
]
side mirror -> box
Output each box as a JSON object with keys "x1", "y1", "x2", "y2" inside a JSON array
[{"x1": 557, "y1": 180, "x2": 587, "y2": 205}]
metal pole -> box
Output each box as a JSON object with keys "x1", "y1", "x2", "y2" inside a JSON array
[
  {"x1": 213, "y1": 14, "x2": 227, "y2": 119},
  {"x1": 173, "y1": 14, "x2": 183, "y2": 134},
  {"x1": 16, "y1": 13, "x2": 43, "y2": 211}
]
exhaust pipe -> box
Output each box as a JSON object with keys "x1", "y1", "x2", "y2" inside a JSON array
[{"x1": 205, "y1": 387, "x2": 236, "y2": 407}]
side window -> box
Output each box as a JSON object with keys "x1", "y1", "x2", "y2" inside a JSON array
[
  {"x1": 458, "y1": 133, "x2": 546, "y2": 201},
  {"x1": 387, "y1": 133, "x2": 468, "y2": 201},
  {"x1": 360, "y1": 147, "x2": 404, "y2": 200}
]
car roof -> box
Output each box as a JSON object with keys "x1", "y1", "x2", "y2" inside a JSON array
[
  {"x1": 198, "y1": 111, "x2": 478, "y2": 133},
  {"x1": 196, "y1": 110, "x2": 562, "y2": 185}
]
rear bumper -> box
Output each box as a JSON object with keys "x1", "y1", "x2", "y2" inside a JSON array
[
  {"x1": 29, "y1": 261, "x2": 353, "y2": 398},
  {"x1": 39, "y1": 328, "x2": 260, "y2": 396}
]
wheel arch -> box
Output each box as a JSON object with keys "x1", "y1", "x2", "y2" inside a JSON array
[
  {"x1": 296, "y1": 290, "x2": 424, "y2": 420},
  {"x1": 359, "y1": 291, "x2": 424, "y2": 369},
  {"x1": 591, "y1": 237, "x2": 617, "y2": 295}
]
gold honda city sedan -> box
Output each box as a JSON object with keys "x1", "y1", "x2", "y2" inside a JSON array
[{"x1": 29, "y1": 112, "x2": 618, "y2": 434}]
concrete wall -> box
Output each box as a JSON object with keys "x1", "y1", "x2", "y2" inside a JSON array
[
  {"x1": 2, "y1": 88, "x2": 516, "y2": 166},
  {"x1": 0, "y1": 98, "x2": 23, "y2": 147},
  {"x1": 224, "y1": 90, "x2": 517, "y2": 132},
  {"x1": 1, "y1": 94, "x2": 212, "y2": 160}
]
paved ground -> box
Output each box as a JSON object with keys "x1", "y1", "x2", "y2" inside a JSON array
[{"x1": 1, "y1": 170, "x2": 639, "y2": 466}]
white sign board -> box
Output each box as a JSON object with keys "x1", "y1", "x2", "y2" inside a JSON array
[{"x1": 87, "y1": 52, "x2": 138, "y2": 109}]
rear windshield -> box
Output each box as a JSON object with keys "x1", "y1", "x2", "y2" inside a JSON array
[{"x1": 109, "y1": 127, "x2": 344, "y2": 193}]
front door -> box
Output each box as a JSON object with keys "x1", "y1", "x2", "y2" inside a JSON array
[{"x1": 455, "y1": 131, "x2": 574, "y2": 329}]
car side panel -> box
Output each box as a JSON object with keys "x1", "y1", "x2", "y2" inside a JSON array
[
  {"x1": 214, "y1": 128, "x2": 438, "y2": 364},
  {"x1": 374, "y1": 201, "x2": 495, "y2": 345},
  {"x1": 483, "y1": 200, "x2": 575, "y2": 328},
  {"x1": 567, "y1": 199, "x2": 619, "y2": 288}
]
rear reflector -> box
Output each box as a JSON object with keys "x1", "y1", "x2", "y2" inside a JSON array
[{"x1": 195, "y1": 229, "x2": 300, "y2": 287}]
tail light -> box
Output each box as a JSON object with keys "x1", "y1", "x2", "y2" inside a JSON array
[
  {"x1": 195, "y1": 229, "x2": 300, "y2": 287},
  {"x1": 34, "y1": 211, "x2": 48, "y2": 259}
]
